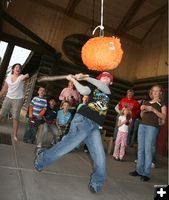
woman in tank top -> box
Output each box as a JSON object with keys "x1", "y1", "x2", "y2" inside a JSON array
[{"x1": 0, "y1": 63, "x2": 29, "y2": 142}]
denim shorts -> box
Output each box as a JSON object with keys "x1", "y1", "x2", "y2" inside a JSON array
[{"x1": 0, "y1": 97, "x2": 23, "y2": 120}]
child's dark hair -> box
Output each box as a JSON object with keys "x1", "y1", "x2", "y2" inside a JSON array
[
  {"x1": 48, "y1": 98, "x2": 56, "y2": 104},
  {"x1": 11, "y1": 63, "x2": 22, "y2": 74}
]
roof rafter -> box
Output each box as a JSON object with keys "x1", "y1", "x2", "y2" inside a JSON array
[
  {"x1": 141, "y1": 12, "x2": 166, "y2": 42},
  {"x1": 125, "y1": 4, "x2": 168, "y2": 32},
  {"x1": 0, "y1": 32, "x2": 51, "y2": 54},
  {"x1": 115, "y1": 0, "x2": 145, "y2": 35},
  {"x1": 0, "y1": 43, "x2": 14, "y2": 89},
  {"x1": 0, "y1": 9, "x2": 56, "y2": 54},
  {"x1": 28, "y1": 0, "x2": 141, "y2": 43},
  {"x1": 0, "y1": 0, "x2": 4, "y2": 31},
  {"x1": 65, "y1": 0, "x2": 81, "y2": 16}
]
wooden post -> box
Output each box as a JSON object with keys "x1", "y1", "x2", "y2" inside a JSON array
[{"x1": 0, "y1": 43, "x2": 14, "y2": 89}]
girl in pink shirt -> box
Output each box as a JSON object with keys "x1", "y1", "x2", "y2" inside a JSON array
[{"x1": 59, "y1": 81, "x2": 81, "y2": 109}]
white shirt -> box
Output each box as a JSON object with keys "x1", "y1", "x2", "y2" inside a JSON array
[
  {"x1": 6, "y1": 74, "x2": 24, "y2": 99},
  {"x1": 118, "y1": 115, "x2": 131, "y2": 133}
]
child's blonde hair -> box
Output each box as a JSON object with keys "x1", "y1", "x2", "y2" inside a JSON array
[{"x1": 120, "y1": 106, "x2": 132, "y2": 116}]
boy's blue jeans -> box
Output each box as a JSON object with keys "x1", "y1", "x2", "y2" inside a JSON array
[
  {"x1": 35, "y1": 113, "x2": 106, "y2": 192},
  {"x1": 23, "y1": 118, "x2": 42, "y2": 142}
]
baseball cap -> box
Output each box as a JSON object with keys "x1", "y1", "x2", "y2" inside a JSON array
[{"x1": 96, "y1": 72, "x2": 113, "y2": 82}]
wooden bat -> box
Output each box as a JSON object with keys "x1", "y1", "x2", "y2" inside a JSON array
[{"x1": 37, "y1": 74, "x2": 89, "y2": 82}]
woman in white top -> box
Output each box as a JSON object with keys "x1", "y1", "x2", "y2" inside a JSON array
[{"x1": 0, "y1": 63, "x2": 29, "y2": 142}]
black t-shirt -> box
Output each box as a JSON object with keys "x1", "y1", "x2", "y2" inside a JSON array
[
  {"x1": 77, "y1": 84, "x2": 111, "y2": 126},
  {"x1": 44, "y1": 106, "x2": 58, "y2": 124}
]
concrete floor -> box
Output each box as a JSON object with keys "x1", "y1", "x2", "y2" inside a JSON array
[{"x1": 0, "y1": 120, "x2": 168, "y2": 200}]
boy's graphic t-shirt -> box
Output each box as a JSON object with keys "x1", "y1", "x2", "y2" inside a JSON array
[{"x1": 77, "y1": 84, "x2": 111, "y2": 126}]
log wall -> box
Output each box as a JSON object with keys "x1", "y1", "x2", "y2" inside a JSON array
[{"x1": 135, "y1": 13, "x2": 168, "y2": 79}]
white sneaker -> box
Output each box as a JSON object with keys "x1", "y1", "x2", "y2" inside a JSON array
[
  {"x1": 37, "y1": 143, "x2": 42, "y2": 148},
  {"x1": 151, "y1": 163, "x2": 155, "y2": 168}
]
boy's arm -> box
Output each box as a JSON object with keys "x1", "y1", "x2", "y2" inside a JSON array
[
  {"x1": 74, "y1": 73, "x2": 111, "y2": 94},
  {"x1": 28, "y1": 105, "x2": 33, "y2": 118},
  {"x1": 66, "y1": 75, "x2": 91, "y2": 96},
  {"x1": 87, "y1": 77, "x2": 111, "y2": 94},
  {"x1": 37, "y1": 101, "x2": 47, "y2": 118},
  {"x1": 67, "y1": 73, "x2": 111, "y2": 95},
  {"x1": 38, "y1": 109, "x2": 46, "y2": 117}
]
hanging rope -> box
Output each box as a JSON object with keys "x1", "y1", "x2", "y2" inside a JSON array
[{"x1": 92, "y1": 0, "x2": 104, "y2": 36}]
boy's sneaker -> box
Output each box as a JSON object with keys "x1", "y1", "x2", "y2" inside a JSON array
[
  {"x1": 37, "y1": 143, "x2": 42, "y2": 148},
  {"x1": 34, "y1": 148, "x2": 45, "y2": 172},
  {"x1": 88, "y1": 184, "x2": 101, "y2": 193},
  {"x1": 89, "y1": 185, "x2": 96, "y2": 193},
  {"x1": 34, "y1": 157, "x2": 42, "y2": 172},
  {"x1": 35, "y1": 147, "x2": 45, "y2": 157}
]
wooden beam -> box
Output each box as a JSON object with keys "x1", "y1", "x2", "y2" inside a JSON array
[
  {"x1": 105, "y1": 25, "x2": 141, "y2": 43},
  {"x1": 65, "y1": 0, "x2": 81, "y2": 16},
  {"x1": 28, "y1": 0, "x2": 141, "y2": 43},
  {"x1": 125, "y1": 4, "x2": 168, "y2": 31},
  {"x1": 0, "y1": 0, "x2": 4, "y2": 31},
  {"x1": 0, "y1": 43, "x2": 14, "y2": 89},
  {"x1": 28, "y1": 0, "x2": 65, "y2": 13},
  {"x1": 141, "y1": 14, "x2": 163, "y2": 42},
  {"x1": 1, "y1": 0, "x2": 7, "y2": 8},
  {"x1": 0, "y1": 32, "x2": 51, "y2": 54},
  {"x1": 115, "y1": 0, "x2": 145, "y2": 35},
  {"x1": 0, "y1": 9, "x2": 56, "y2": 54}
]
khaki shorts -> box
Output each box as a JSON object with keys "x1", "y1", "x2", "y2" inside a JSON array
[{"x1": 0, "y1": 97, "x2": 23, "y2": 120}]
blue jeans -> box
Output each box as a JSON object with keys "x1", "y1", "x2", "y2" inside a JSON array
[
  {"x1": 127, "y1": 119, "x2": 137, "y2": 145},
  {"x1": 130, "y1": 118, "x2": 140, "y2": 145},
  {"x1": 35, "y1": 113, "x2": 106, "y2": 192},
  {"x1": 136, "y1": 124, "x2": 159, "y2": 177},
  {"x1": 37, "y1": 123, "x2": 59, "y2": 146},
  {"x1": 23, "y1": 119, "x2": 43, "y2": 143},
  {"x1": 113, "y1": 114, "x2": 119, "y2": 140}
]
